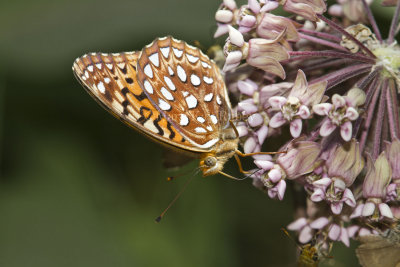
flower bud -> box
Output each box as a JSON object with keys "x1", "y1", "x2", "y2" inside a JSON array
[
  {"x1": 385, "y1": 139, "x2": 400, "y2": 181},
  {"x1": 280, "y1": 0, "x2": 326, "y2": 21},
  {"x1": 363, "y1": 153, "x2": 392, "y2": 199},
  {"x1": 276, "y1": 141, "x2": 322, "y2": 179},
  {"x1": 326, "y1": 139, "x2": 364, "y2": 187}
]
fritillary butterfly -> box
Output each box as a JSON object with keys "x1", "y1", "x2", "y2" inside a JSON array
[{"x1": 72, "y1": 36, "x2": 244, "y2": 177}]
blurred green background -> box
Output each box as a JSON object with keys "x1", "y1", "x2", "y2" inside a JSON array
[{"x1": 0, "y1": 1, "x2": 393, "y2": 266}]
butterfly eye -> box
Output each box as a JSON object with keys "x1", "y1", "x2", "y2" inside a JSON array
[{"x1": 204, "y1": 156, "x2": 217, "y2": 167}]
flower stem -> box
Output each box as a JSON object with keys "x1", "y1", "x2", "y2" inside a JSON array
[
  {"x1": 288, "y1": 51, "x2": 375, "y2": 63},
  {"x1": 386, "y1": 79, "x2": 399, "y2": 139},
  {"x1": 360, "y1": 80, "x2": 382, "y2": 152},
  {"x1": 317, "y1": 14, "x2": 376, "y2": 59},
  {"x1": 354, "y1": 77, "x2": 380, "y2": 138},
  {"x1": 372, "y1": 81, "x2": 387, "y2": 159},
  {"x1": 388, "y1": 0, "x2": 400, "y2": 44},
  {"x1": 361, "y1": 0, "x2": 382, "y2": 42},
  {"x1": 310, "y1": 64, "x2": 371, "y2": 90},
  {"x1": 299, "y1": 33, "x2": 347, "y2": 51},
  {"x1": 298, "y1": 28, "x2": 341, "y2": 42},
  {"x1": 357, "y1": 67, "x2": 381, "y2": 90},
  {"x1": 298, "y1": 59, "x2": 351, "y2": 74}
]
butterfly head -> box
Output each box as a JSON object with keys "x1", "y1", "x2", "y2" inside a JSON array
[{"x1": 199, "y1": 127, "x2": 239, "y2": 176}]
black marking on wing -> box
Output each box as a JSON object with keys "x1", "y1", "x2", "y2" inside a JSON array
[
  {"x1": 153, "y1": 114, "x2": 164, "y2": 136},
  {"x1": 133, "y1": 92, "x2": 147, "y2": 101},
  {"x1": 137, "y1": 106, "x2": 152, "y2": 125},
  {"x1": 166, "y1": 122, "x2": 175, "y2": 140}
]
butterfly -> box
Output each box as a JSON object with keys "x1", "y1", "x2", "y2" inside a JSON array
[{"x1": 72, "y1": 36, "x2": 270, "y2": 178}]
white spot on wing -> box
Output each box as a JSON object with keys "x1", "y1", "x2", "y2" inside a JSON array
[
  {"x1": 201, "y1": 61, "x2": 211, "y2": 68},
  {"x1": 210, "y1": 115, "x2": 218, "y2": 124},
  {"x1": 106, "y1": 63, "x2": 113, "y2": 70},
  {"x1": 159, "y1": 98, "x2": 171, "y2": 110},
  {"x1": 104, "y1": 77, "x2": 111, "y2": 84},
  {"x1": 173, "y1": 48, "x2": 183, "y2": 58},
  {"x1": 160, "y1": 47, "x2": 170, "y2": 58},
  {"x1": 87, "y1": 65, "x2": 94, "y2": 72},
  {"x1": 144, "y1": 80, "x2": 154, "y2": 94},
  {"x1": 216, "y1": 95, "x2": 222, "y2": 105},
  {"x1": 149, "y1": 53, "x2": 159, "y2": 67},
  {"x1": 206, "y1": 126, "x2": 213, "y2": 131},
  {"x1": 164, "y1": 76, "x2": 176, "y2": 91},
  {"x1": 161, "y1": 87, "x2": 174, "y2": 101},
  {"x1": 197, "y1": 116, "x2": 205, "y2": 123},
  {"x1": 117, "y1": 63, "x2": 125, "y2": 69},
  {"x1": 97, "y1": 82, "x2": 105, "y2": 93},
  {"x1": 177, "y1": 65, "x2": 187, "y2": 82},
  {"x1": 204, "y1": 93, "x2": 213, "y2": 102},
  {"x1": 182, "y1": 91, "x2": 189, "y2": 97},
  {"x1": 196, "y1": 138, "x2": 219, "y2": 148},
  {"x1": 186, "y1": 54, "x2": 199, "y2": 63},
  {"x1": 180, "y1": 114, "x2": 189, "y2": 126},
  {"x1": 168, "y1": 66, "x2": 174, "y2": 76},
  {"x1": 96, "y1": 63, "x2": 102, "y2": 69},
  {"x1": 195, "y1": 127, "x2": 207, "y2": 133},
  {"x1": 144, "y1": 64, "x2": 153, "y2": 78},
  {"x1": 190, "y1": 74, "x2": 201, "y2": 86},
  {"x1": 185, "y1": 94, "x2": 198, "y2": 109},
  {"x1": 84, "y1": 71, "x2": 89, "y2": 79},
  {"x1": 203, "y1": 76, "x2": 213, "y2": 84}
]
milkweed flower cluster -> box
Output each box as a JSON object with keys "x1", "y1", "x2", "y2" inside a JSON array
[{"x1": 214, "y1": 0, "x2": 400, "y2": 260}]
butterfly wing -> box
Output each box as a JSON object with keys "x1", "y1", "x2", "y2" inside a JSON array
[
  {"x1": 136, "y1": 36, "x2": 232, "y2": 150},
  {"x1": 72, "y1": 50, "x2": 210, "y2": 155}
]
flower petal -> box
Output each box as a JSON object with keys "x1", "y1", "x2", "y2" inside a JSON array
[
  {"x1": 228, "y1": 25, "x2": 244, "y2": 47},
  {"x1": 310, "y1": 217, "x2": 329, "y2": 229},
  {"x1": 328, "y1": 224, "x2": 341, "y2": 241},
  {"x1": 287, "y1": 218, "x2": 307, "y2": 231},
  {"x1": 290, "y1": 118, "x2": 302, "y2": 138},
  {"x1": 332, "y1": 94, "x2": 346, "y2": 108},
  {"x1": 320, "y1": 120, "x2": 336, "y2": 137},
  {"x1": 378, "y1": 203, "x2": 394, "y2": 219},
  {"x1": 340, "y1": 227, "x2": 350, "y2": 247},
  {"x1": 257, "y1": 125, "x2": 269, "y2": 145},
  {"x1": 277, "y1": 180, "x2": 286, "y2": 200},
  {"x1": 345, "y1": 107, "x2": 359, "y2": 121},
  {"x1": 248, "y1": 113, "x2": 264, "y2": 127},
  {"x1": 340, "y1": 121, "x2": 353, "y2": 141},
  {"x1": 269, "y1": 112, "x2": 286, "y2": 128},
  {"x1": 343, "y1": 188, "x2": 356, "y2": 207},
  {"x1": 362, "y1": 202, "x2": 375, "y2": 217},
  {"x1": 254, "y1": 159, "x2": 274, "y2": 170},
  {"x1": 298, "y1": 105, "x2": 310, "y2": 119},
  {"x1": 299, "y1": 225, "x2": 313, "y2": 244},
  {"x1": 268, "y1": 96, "x2": 287, "y2": 109},
  {"x1": 313, "y1": 103, "x2": 333, "y2": 116},
  {"x1": 331, "y1": 202, "x2": 343, "y2": 215},
  {"x1": 268, "y1": 168, "x2": 282, "y2": 183},
  {"x1": 310, "y1": 188, "x2": 325, "y2": 202},
  {"x1": 215, "y1": 10, "x2": 234, "y2": 23},
  {"x1": 350, "y1": 203, "x2": 363, "y2": 218},
  {"x1": 237, "y1": 80, "x2": 257, "y2": 96},
  {"x1": 313, "y1": 177, "x2": 332, "y2": 188}
]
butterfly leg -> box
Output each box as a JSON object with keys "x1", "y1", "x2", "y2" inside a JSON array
[{"x1": 233, "y1": 153, "x2": 252, "y2": 174}]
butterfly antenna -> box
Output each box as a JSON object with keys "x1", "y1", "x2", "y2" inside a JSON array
[
  {"x1": 166, "y1": 168, "x2": 198, "y2": 181},
  {"x1": 155, "y1": 173, "x2": 196, "y2": 223}
]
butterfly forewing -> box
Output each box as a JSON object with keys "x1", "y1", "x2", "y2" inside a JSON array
[
  {"x1": 136, "y1": 37, "x2": 231, "y2": 149},
  {"x1": 72, "y1": 36, "x2": 231, "y2": 154},
  {"x1": 72, "y1": 51, "x2": 202, "y2": 153}
]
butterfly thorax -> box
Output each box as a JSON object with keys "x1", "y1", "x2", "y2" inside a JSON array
[{"x1": 199, "y1": 126, "x2": 239, "y2": 176}]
